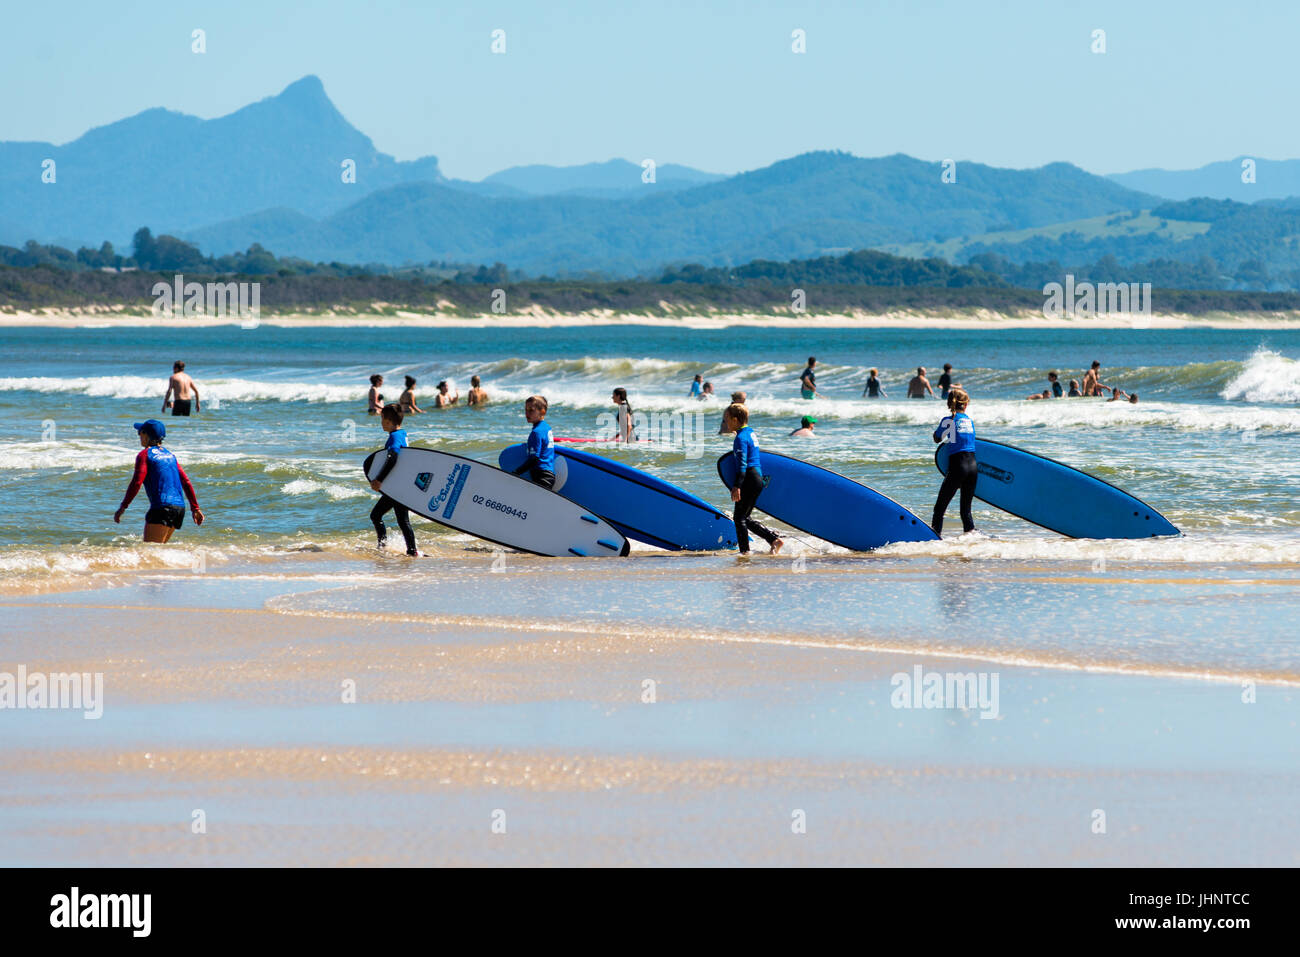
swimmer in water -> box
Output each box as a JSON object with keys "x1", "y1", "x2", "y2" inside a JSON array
[
  {"x1": 467, "y1": 375, "x2": 488, "y2": 406},
  {"x1": 434, "y1": 380, "x2": 459, "y2": 408},
  {"x1": 367, "y1": 374, "x2": 385, "y2": 415},
  {"x1": 931, "y1": 388, "x2": 977, "y2": 537},
  {"x1": 1026, "y1": 389, "x2": 1052, "y2": 400},
  {"x1": 114, "y1": 419, "x2": 204, "y2": 542},
  {"x1": 689, "y1": 374, "x2": 703, "y2": 398},
  {"x1": 399, "y1": 375, "x2": 425, "y2": 414},
  {"x1": 1081, "y1": 361, "x2": 1109, "y2": 397},
  {"x1": 862, "y1": 368, "x2": 886, "y2": 398},
  {"x1": 611, "y1": 387, "x2": 636, "y2": 441},
  {"x1": 789, "y1": 415, "x2": 816, "y2": 437}
]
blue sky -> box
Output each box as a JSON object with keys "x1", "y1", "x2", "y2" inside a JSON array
[{"x1": 2, "y1": 0, "x2": 1294, "y2": 180}]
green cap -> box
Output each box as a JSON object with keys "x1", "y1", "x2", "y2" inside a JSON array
[{"x1": 801, "y1": 416, "x2": 816, "y2": 428}]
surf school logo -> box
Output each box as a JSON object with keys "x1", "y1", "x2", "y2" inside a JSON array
[
  {"x1": 977, "y1": 462, "x2": 1014, "y2": 484},
  {"x1": 414, "y1": 472, "x2": 432, "y2": 491},
  {"x1": 428, "y1": 463, "x2": 471, "y2": 519}
]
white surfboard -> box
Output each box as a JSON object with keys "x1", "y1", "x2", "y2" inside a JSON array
[{"x1": 365, "y1": 447, "x2": 630, "y2": 557}]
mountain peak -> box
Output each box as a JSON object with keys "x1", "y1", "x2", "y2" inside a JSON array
[{"x1": 275, "y1": 74, "x2": 329, "y2": 104}]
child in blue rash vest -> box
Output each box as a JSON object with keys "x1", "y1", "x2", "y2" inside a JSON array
[
  {"x1": 511, "y1": 394, "x2": 556, "y2": 490},
  {"x1": 723, "y1": 403, "x2": 784, "y2": 556},
  {"x1": 931, "y1": 387, "x2": 977, "y2": 537},
  {"x1": 368, "y1": 404, "x2": 419, "y2": 556},
  {"x1": 689, "y1": 374, "x2": 703, "y2": 398},
  {"x1": 114, "y1": 419, "x2": 204, "y2": 543}
]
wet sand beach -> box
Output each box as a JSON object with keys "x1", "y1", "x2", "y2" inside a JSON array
[{"x1": 1, "y1": 555, "x2": 1296, "y2": 867}]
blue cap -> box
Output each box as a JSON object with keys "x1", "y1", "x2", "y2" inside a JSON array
[{"x1": 133, "y1": 419, "x2": 166, "y2": 440}]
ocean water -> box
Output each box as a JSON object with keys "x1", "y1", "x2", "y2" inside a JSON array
[{"x1": 1, "y1": 320, "x2": 1297, "y2": 679}]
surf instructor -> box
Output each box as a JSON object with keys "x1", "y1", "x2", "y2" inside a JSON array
[{"x1": 115, "y1": 419, "x2": 204, "y2": 542}]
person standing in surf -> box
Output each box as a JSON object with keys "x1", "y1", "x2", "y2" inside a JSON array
[
  {"x1": 689, "y1": 374, "x2": 703, "y2": 398},
  {"x1": 467, "y1": 375, "x2": 489, "y2": 406},
  {"x1": 510, "y1": 395, "x2": 556, "y2": 489},
  {"x1": 930, "y1": 388, "x2": 977, "y2": 538},
  {"x1": 434, "y1": 380, "x2": 459, "y2": 408},
  {"x1": 908, "y1": 367, "x2": 936, "y2": 399},
  {"x1": 368, "y1": 404, "x2": 419, "y2": 556},
  {"x1": 1081, "y1": 361, "x2": 1110, "y2": 397},
  {"x1": 799, "y1": 357, "x2": 818, "y2": 399},
  {"x1": 723, "y1": 403, "x2": 784, "y2": 556},
  {"x1": 114, "y1": 419, "x2": 204, "y2": 542},
  {"x1": 719, "y1": 391, "x2": 746, "y2": 435},
  {"x1": 399, "y1": 375, "x2": 425, "y2": 414},
  {"x1": 611, "y1": 387, "x2": 637, "y2": 442},
  {"x1": 938, "y1": 363, "x2": 954, "y2": 399},
  {"x1": 162, "y1": 361, "x2": 200, "y2": 416},
  {"x1": 367, "y1": 374, "x2": 385, "y2": 415},
  {"x1": 862, "y1": 368, "x2": 887, "y2": 398}
]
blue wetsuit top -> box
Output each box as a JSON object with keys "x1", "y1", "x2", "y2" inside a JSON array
[
  {"x1": 374, "y1": 428, "x2": 408, "y2": 483},
  {"x1": 934, "y1": 412, "x2": 976, "y2": 454},
  {"x1": 690, "y1": 380, "x2": 702, "y2": 397},
  {"x1": 732, "y1": 426, "x2": 762, "y2": 481},
  {"x1": 528, "y1": 420, "x2": 555, "y2": 472}
]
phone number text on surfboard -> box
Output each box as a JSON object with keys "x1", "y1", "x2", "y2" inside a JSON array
[{"x1": 474, "y1": 494, "x2": 528, "y2": 520}]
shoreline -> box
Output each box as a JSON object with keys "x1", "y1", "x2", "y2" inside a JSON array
[{"x1": 5, "y1": 306, "x2": 1300, "y2": 330}]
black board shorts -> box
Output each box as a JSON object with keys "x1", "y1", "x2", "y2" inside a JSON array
[
  {"x1": 172, "y1": 399, "x2": 192, "y2": 416},
  {"x1": 145, "y1": 504, "x2": 185, "y2": 529}
]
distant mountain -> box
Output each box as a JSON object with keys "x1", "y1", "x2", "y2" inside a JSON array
[
  {"x1": 0, "y1": 75, "x2": 444, "y2": 249},
  {"x1": 188, "y1": 151, "x2": 1156, "y2": 275},
  {"x1": 478, "y1": 159, "x2": 725, "y2": 197},
  {"x1": 1108, "y1": 157, "x2": 1300, "y2": 201}
]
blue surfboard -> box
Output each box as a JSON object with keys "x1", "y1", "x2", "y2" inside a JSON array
[
  {"x1": 499, "y1": 444, "x2": 737, "y2": 551},
  {"x1": 716, "y1": 450, "x2": 937, "y2": 550},
  {"x1": 935, "y1": 438, "x2": 1179, "y2": 539}
]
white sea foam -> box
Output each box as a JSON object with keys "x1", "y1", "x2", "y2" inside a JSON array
[
  {"x1": 1221, "y1": 349, "x2": 1300, "y2": 404},
  {"x1": 281, "y1": 478, "x2": 369, "y2": 500},
  {"x1": 0, "y1": 440, "x2": 248, "y2": 471},
  {"x1": 0, "y1": 375, "x2": 362, "y2": 404}
]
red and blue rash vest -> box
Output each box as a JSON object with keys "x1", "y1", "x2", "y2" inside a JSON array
[{"x1": 121, "y1": 446, "x2": 199, "y2": 510}]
